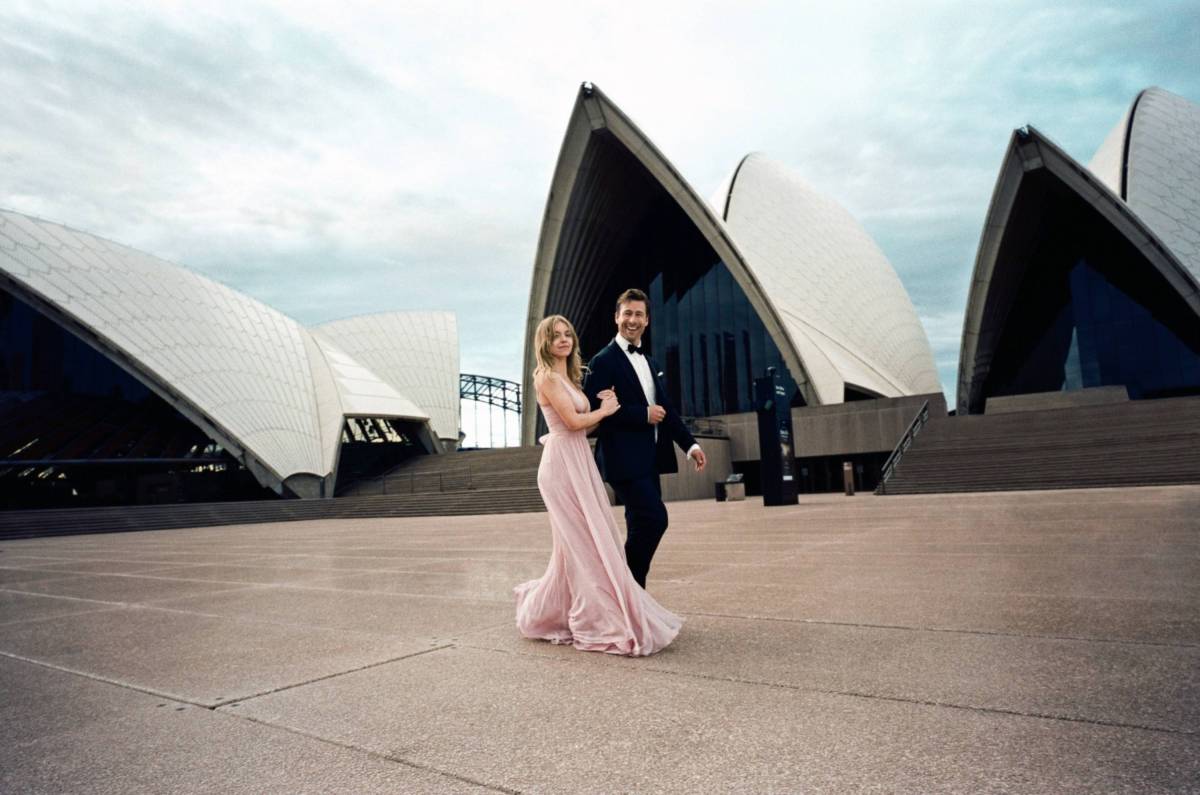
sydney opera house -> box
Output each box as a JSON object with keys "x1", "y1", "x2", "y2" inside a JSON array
[
  {"x1": 4, "y1": 81, "x2": 1198, "y2": 514},
  {"x1": 0, "y1": 210, "x2": 460, "y2": 509}
]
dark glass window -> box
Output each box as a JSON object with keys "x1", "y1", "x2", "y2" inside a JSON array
[
  {"x1": 0, "y1": 288, "x2": 269, "y2": 508},
  {"x1": 1064, "y1": 260, "x2": 1200, "y2": 397},
  {"x1": 980, "y1": 171, "x2": 1200, "y2": 405}
]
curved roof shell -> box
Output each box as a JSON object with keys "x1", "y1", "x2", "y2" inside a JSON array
[
  {"x1": 312, "y1": 312, "x2": 459, "y2": 443},
  {"x1": 1088, "y1": 87, "x2": 1200, "y2": 284},
  {"x1": 957, "y1": 104, "x2": 1200, "y2": 413},
  {"x1": 0, "y1": 208, "x2": 436, "y2": 496},
  {"x1": 522, "y1": 83, "x2": 937, "y2": 441},
  {"x1": 720, "y1": 153, "x2": 941, "y2": 402}
]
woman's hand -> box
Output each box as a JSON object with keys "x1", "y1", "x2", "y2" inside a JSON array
[
  {"x1": 599, "y1": 392, "x2": 620, "y2": 417},
  {"x1": 596, "y1": 388, "x2": 616, "y2": 401}
]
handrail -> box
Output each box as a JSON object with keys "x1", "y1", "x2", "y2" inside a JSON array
[{"x1": 875, "y1": 400, "x2": 930, "y2": 495}]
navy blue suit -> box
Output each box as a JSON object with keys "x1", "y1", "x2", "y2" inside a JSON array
[{"x1": 584, "y1": 339, "x2": 697, "y2": 587}]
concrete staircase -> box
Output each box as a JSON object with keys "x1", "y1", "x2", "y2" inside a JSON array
[
  {"x1": 879, "y1": 396, "x2": 1200, "y2": 495},
  {"x1": 339, "y1": 446, "x2": 543, "y2": 501},
  {"x1": 0, "y1": 447, "x2": 547, "y2": 540}
]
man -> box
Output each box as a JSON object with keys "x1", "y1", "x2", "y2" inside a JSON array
[{"x1": 584, "y1": 288, "x2": 706, "y2": 588}]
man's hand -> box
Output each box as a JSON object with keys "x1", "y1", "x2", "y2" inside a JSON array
[
  {"x1": 689, "y1": 446, "x2": 707, "y2": 472},
  {"x1": 647, "y1": 405, "x2": 666, "y2": 424}
]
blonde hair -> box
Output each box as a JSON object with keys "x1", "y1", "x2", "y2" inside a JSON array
[{"x1": 532, "y1": 315, "x2": 585, "y2": 386}]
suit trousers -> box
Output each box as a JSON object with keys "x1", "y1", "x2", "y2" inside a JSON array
[{"x1": 610, "y1": 474, "x2": 668, "y2": 589}]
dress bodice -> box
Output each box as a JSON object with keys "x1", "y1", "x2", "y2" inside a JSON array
[{"x1": 538, "y1": 375, "x2": 587, "y2": 436}]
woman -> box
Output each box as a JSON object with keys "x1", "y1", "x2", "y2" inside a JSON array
[{"x1": 514, "y1": 315, "x2": 683, "y2": 656}]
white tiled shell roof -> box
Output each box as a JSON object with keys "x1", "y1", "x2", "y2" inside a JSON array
[
  {"x1": 719, "y1": 153, "x2": 942, "y2": 403},
  {"x1": 1087, "y1": 104, "x2": 1130, "y2": 197},
  {"x1": 0, "y1": 208, "x2": 439, "y2": 492},
  {"x1": 312, "y1": 312, "x2": 459, "y2": 441},
  {"x1": 1124, "y1": 88, "x2": 1200, "y2": 285},
  {"x1": 1087, "y1": 88, "x2": 1200, "y2": 288},
  {"x1": 308, "y1": 335, "x2": 430, "y2": 424},
  {"x1": 0, "y1": 209, "x2": 335, "y2": 486}
]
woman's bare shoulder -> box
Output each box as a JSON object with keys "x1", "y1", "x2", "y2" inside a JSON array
[{"x1": 534, "y1": 371, "x2": 564, "y2": 398}]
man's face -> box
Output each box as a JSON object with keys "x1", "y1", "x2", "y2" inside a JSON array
[{"x1": 615, "y1": 300, "x2": 649, "y2": 345}]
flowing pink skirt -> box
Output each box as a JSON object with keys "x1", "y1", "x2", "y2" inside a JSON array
[{"x1": 514, "y1": 431, "x2": 682, "y2": 656}]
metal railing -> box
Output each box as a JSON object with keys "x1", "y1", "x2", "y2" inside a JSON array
[{"x1": 875, "y1": 400, "x2": 930, "y2": 495}]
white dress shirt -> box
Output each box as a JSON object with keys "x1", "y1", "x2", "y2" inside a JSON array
[
  {"x1": 616, "y1": 335, "x2": 701, "y2": 459},
  {"x1": 616, "y1": 334, "x2": 656, "y2": 405}
]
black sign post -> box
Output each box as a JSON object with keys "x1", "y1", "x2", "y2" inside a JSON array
[{"x1": 755, "y1": 367, "x2": 799, "y2": 506}]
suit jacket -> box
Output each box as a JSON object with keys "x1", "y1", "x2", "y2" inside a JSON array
[{"x1": 583, "y1": 339, "x2": 697, "y2": 484}]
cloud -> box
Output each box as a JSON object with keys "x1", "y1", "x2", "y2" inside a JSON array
[{"x1": 1, "y1": 0, "x2": 1198, "y2": 399}]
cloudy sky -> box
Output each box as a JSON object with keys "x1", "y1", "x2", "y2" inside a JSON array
[{"x1": 3, "y1": 0, "x2": 1199, "y2": 410}]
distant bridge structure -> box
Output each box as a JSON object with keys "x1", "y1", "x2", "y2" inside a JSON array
[{"x1": 459, "y1": 374, "x2": 522, "y2": 448}]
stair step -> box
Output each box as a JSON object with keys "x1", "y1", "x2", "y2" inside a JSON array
[
  {"x1": 0, "y1": 484, "x2": 548, "y2": 540},
  {"x1": 880, "y1": 396, "x2": 1200, "y2": 495}
]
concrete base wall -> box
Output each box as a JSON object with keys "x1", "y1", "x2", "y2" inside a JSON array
[
  {"x1": 597, "y1": 436, "x2": 732, "y2": 505},
  {"x1": 661, "y1": 436, "x2": 732, "y2": 502},
  {"x1": 985, "y1": 386, "x2": 1129, "y2": 415},
  {"x1": 712, "y1": 392, "x2": 947, "y2": 461}
]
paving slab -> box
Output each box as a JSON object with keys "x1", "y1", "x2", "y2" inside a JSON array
[
  {"x1": 151, "y1": 585, "x2": 511, "y2": 636},
  {"x1": 0, "y1": 589, "x2": 123, "y2": 626},
  {"x1": 648, "y1": 579, "x2": 1200, "y2": 644},
  {"x1": 0, "y1": 656, "x2": 489, "y2": 795},
  {"x1": 319, "y1": 552, "x2": 544, "y2": 564},
  {"x1": 676, "y1": 556, "x2": 1200, "y2": 600},
  {"x1": 229, "y1": 644, "x2": 1200, "y2": 793},
  {"x1": 133, "y1": 562, "x2": 400, "y2": 586},
  {"x1": 637, "y1": 561, "x2": 726, "y2": 582},
  {"x1": 6, "y1": 572, "x2": 274, "y2": 604},
  {"x1": 210, "y1": 553, "x2": 550, "y2": 581},
  {"x1": 0, "y1": 556, "x2": 218, "y2": 574},
  {"x1": 289, "y1": 569, "x2": 525, "y2": 602},
  {"x1": 376, "y1": 556, "x2": 551, "y2": 578},
  {"x1": 461, "y1": 614, "x2": 1200, "y2": 733},
  {"x1": 0, "y1": 604, "x2": 439, "y2": 706},
  {"x1": 0, "y1": 566, "x2": 80, "y2": 586}
]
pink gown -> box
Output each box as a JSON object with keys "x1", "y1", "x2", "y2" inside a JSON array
[{"x1": 514, "y1": 374, "x2": 683, "y2": 656}]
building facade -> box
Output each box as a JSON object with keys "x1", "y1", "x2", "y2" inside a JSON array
[
  {"x1": 958, "y1": 87, "x2": 1200, "y2": 414},
  {"x1": 0, "y1": 209, "x2": 460, "y2": 508}
]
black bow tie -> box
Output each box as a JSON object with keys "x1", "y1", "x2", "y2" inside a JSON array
[{"x1": 626, "y1": 344, "x2": 642, "y2": 355}]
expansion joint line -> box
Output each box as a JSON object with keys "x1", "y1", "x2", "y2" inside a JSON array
[
  {"x1": 232, "y1": 715, "x2": 523, "y2": 795},
  {"x1": 216, "y1": 644, "x2": 454, "y2": 708},
  {"x1": 0, "y1": 644, "x2": 453, "y2": 711}
]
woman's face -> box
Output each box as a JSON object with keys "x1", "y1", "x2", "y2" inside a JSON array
[{"x1": 550, "y1": 321, "x2": 574, "y2": 360}]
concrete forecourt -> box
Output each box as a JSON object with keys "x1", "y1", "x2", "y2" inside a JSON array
[{"x1": 1, "y1": 487, "x2": 1197, "y2": 793}]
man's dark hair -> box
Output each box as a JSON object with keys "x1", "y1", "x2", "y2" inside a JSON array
[{"x1": 615, "y1": 288, "x2": 649, "y2": 313}]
